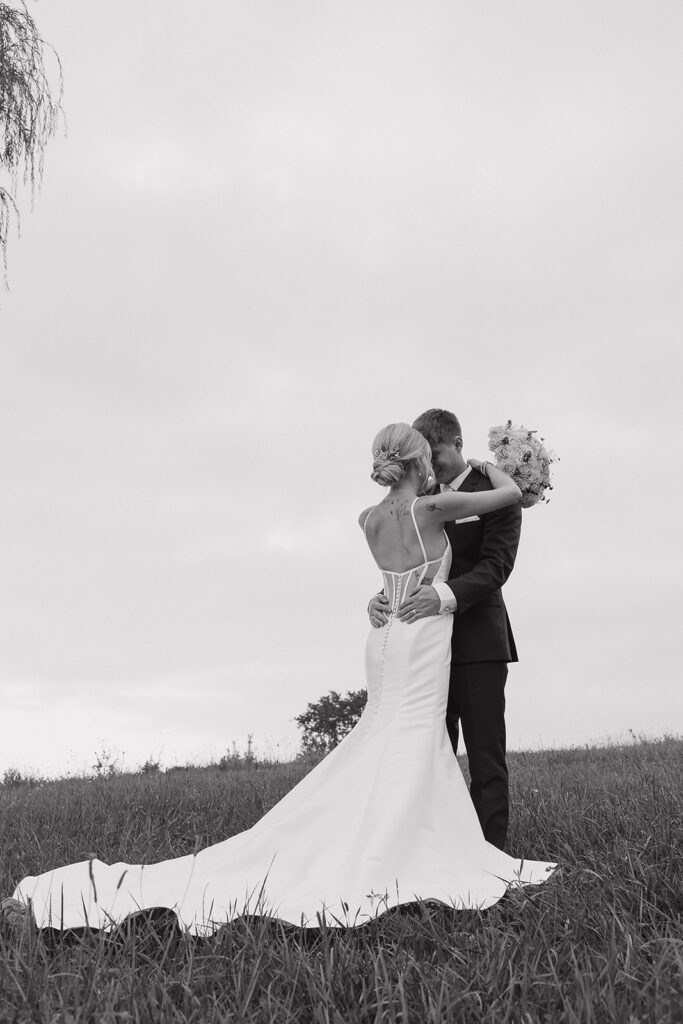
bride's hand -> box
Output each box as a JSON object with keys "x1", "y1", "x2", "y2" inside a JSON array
[
  {"x1": 467, "y1": 458, "x2": 489, "y2": 473},
  {"x1": 368, "y1": 593, "x2": 390, "y2": 628}
]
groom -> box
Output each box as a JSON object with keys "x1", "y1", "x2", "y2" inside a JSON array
[{"x1": 368, "y1": 408, "x2": 521, "y2": 850}]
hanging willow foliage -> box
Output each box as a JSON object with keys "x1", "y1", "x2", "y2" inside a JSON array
[{"x1": 0, "y1": 1, "x2": 63, "y2": 280}]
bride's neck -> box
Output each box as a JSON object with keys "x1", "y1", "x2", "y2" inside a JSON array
[
  {"x1": 388, "y1": 484, "x2": 418, "y2": 499},
  {"x1": 388, "y1": 468, "x2": 422, "y2": 499}
]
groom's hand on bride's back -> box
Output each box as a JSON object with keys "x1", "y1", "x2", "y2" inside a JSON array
[
  {"x1": 396, "y1": 586, "x2": 440, "y2": 622},
  {"x1": 368, "y1": 586, "x2": 441, "y2": 626},
  {"x1": 368, "y1": 593, "x2": 390, "y2": 627}
]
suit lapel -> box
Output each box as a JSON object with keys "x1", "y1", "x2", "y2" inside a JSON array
[{"x1": 452, "y1": 469, "x2": 485, "y2": 494}]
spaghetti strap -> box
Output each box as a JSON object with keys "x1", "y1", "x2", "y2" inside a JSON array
[
  {"x1": 410, "y1": 498, "x2": 429, "y2": 565},
  {"x1": 362, "y1": 506, "x2": 375, "y2": 536}
]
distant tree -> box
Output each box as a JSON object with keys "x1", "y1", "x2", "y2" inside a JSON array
[
  {"x1": 0, "y1": 1, "x2": 62, "y2": 281},
  {"x1": 295, "y1": 689, "x2": 367, "y2": 754}
]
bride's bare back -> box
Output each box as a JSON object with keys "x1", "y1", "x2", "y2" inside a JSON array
[{"x1": 360, "y1": 497, "x2": 448, "y2": 575}]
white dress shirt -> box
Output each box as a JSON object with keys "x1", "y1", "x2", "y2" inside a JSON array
[{"x1": 432, "y1": 465, "x2": 472, "y2": 614}]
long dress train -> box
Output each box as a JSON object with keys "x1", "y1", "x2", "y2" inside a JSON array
[{"x1": 13, "y1": 501, "x2": 555, "y2": 934}]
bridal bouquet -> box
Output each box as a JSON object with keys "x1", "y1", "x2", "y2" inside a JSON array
[{"x1": 488, "y1": 420, "x2": 557, "y2": 508}]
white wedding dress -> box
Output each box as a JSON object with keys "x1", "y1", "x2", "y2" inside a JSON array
[{"x1": 13, "y1": 500, "x2": 555, "y2": 934}]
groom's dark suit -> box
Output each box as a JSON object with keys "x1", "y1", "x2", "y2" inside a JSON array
[{"x1": 442, "y1": 468, "x2": 521, "y2": 850}]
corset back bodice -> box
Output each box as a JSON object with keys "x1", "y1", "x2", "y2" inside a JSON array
[{"x1": 379, "y1": 549, "x2": 450, "y2": 613}]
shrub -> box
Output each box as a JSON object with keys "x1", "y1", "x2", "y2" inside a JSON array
[{"x1": 294, "y1": 689, "x2": 367, "y2": 754}]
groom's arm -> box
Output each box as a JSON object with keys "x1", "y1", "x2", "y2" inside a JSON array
[{"x1": 446, "y1": 502, "x2": 522, "y2": 615}]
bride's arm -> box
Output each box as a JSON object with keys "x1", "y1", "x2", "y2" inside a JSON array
[{"x1": 419, "y1": 461, "x2": 521, "y2": 523}]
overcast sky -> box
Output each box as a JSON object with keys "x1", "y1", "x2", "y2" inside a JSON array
[{"x1": 1, "y1": 0, "x2": 681, "y2": 778}]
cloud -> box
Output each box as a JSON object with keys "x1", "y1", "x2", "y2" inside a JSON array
[
  {"x1": 266, "y1": 515, "x2": 346, "y2": 554},
  {"x1": 96, "y1": 138, "x2": 233, "y2": 196}
]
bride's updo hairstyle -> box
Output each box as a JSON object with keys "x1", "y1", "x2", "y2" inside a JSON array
[{"x1": 371, "y1": 423, "x2": 433, "y2": 487}]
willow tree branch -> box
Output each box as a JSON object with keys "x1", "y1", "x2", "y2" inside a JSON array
[{"x1": 0, "y1": 1, "x2": 63, "y2": 282}]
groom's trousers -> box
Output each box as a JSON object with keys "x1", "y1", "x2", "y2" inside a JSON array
[{"x1": 446, "y1": 661, "x2": 509, "y2": 850}]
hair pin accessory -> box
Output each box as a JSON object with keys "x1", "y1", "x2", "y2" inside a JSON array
[{"x1": 373, "y1": 447, "x2": 401, "y2": 461}]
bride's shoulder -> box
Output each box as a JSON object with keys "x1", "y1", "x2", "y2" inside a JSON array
[{"x1": 358, "y1": 506, "x2": 375, "y2": 530}]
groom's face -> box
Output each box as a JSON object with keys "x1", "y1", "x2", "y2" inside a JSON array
[{"x1": 430, "y1": 440, "x2": 464, "y2": 485}]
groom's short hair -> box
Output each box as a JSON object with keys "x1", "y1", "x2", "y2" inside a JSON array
[{"x1": 412, "y1": 409, "x2": 462, "y2": 447}]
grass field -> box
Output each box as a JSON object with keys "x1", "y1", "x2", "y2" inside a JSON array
[{"x1": 0, "y1": 736, "x2": 681, "y2": 1023}]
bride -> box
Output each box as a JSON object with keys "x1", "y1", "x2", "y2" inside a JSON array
[{"x1": 3, "y1": 422, "x2": 555, "y2": 935}]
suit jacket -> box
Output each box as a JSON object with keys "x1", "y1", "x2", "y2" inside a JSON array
[{"x1": 443, "y1": 470, "x2": 521, "y2": 665}]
